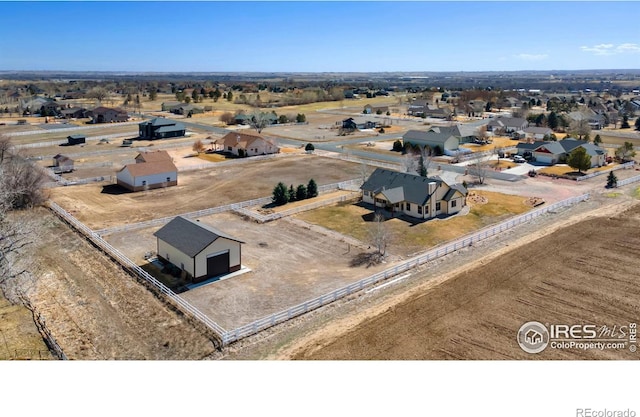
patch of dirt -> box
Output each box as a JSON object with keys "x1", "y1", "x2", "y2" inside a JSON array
[
  {"x1": 467, "y1": 192, "x2": 488, "y2": 205},
  {"x1": 524, "y1": 197, "x2": 545, "y2": 207}
]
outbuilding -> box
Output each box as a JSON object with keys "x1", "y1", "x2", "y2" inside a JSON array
[
  {"x1": 116, "y1": 150, "x2": 177, "y2": 191},
  {"x1": 154, "y1": 216, "x2": 244, "y2": 283},
  {"x1": 67, "y1": 134, "x2": 86, "y2": 145}
]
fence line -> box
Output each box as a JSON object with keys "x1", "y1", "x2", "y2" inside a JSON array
[
  {"x1": 617, "y1": 173, "x2": 640, "y2": 187},
  {"x1": 95, "y1": 179, "x2": 361, "y2": 235},
  {"x1": 47, "y1": 201, "x2": 228, "y2": 344},
  {"x1": 6, "y1": 121, "x2": 141, "y2": 137},
  {"x1": 222, "y1": 192, "x2": 591, "y2": 344},
  {"x1": 575, "y1": 161, "x2": 635, "y2": 182}
]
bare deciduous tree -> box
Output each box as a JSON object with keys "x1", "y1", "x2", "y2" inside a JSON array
[
  {"x1": 249, "y1": 111, "x2": 272, "y2": 133},
  {"x1": 403, "y1": 153, "x2": 418, "y2": 173},
  {"x1": 0, "y1": 134, "x2": 12, "y2": 163},
  {"x1": 369, "y1": 213, "x2": 390, "y2": 260},
  {"x1": 192, "y1": 139, "x2": 205, "y2": 154},
  {"x1": 469, "y1": 152, "x2": 489, "y2": 185},
  {"x1": 87, "y1": 87, "x2": 108, "y2": 104}
]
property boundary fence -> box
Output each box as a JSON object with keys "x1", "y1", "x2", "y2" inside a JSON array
[
  {"x1": 14, "y1": 131, "x2": 138, "y2": 149},
  {"x1": 47, "y1": 201, "x2": 228, "y2": 344},
  {"x1": 222, "y1": 192, "x2": 591, "y2": 344},
  {"x1": 6, "y1": 121, "x2": 141, "y2": 137},
  {"x1": 617, "y1": 173, "x2": 640, "y2": 187},
  {"x1": 576, "y1": 161, "x2": 635, "y2": 182}
]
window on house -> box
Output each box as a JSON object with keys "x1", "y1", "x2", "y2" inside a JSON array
[
  {"x1": 228, "y1": 146, "x2": 232, "y2": 151},
  {"x1": 166, "y1": 177, "x2": 170, "y2": 182},
  {"x1": 406, "y1": 203, "x2": 411, "y2": 211},
  {"x1": 142, "y1": 180, "x2": 147, "y2": 186},
  {"x1": 452, "y1": 200, "x2": 457, "y2": 208},
  {"x1": 436, "y1": 202, "x2": 441, "y2": 211},
  {"x1": 418, "y1": 206, "x2": 422, "y2": 214}
]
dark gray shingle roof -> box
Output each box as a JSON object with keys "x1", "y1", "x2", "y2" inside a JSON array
[
  {"x1": 154, "y1": 216, "x2": 243, "y2": 258},
  {"x1": 361, "y1": 168, "x2": 444, "y2": 206}
]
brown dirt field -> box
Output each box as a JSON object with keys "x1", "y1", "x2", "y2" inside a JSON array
[
  {"x1": 283, "y1": 199, "x2": 640, "y2": 359},
  {"x1": 48, "y1": 154, "x2": 363, "y2": 230},
  {"x1": 24, "y1": 208, "x2": 218, "y2": 360}
]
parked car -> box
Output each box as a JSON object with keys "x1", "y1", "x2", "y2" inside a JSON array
[{"x1": 513, "y1": 155, "x2": 526, "y2": 163}]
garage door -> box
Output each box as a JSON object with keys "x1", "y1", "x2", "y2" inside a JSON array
[
  {"x1": 207, "y1": 251, "x2": 229, "y2": 278},
  {"x1": 535, "y1": 154, "x2": 554, "y2": 164}
]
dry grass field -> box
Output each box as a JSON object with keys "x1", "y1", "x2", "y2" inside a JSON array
[
  {"x1": 0, "y1": 297, "x2": 54, "y2": 360},
  {"x1": 48, "y1": 154, "x2": 363, "y2": 230},
  {"x1": 285, "y1": 199, "x2": 640, "y2": 360},
  {"x1": 296, "y1": 190, "x2": 533, "y2": 257},
  {"x1": 12, "y1": 208, "x2": 218, "y2": 360}
]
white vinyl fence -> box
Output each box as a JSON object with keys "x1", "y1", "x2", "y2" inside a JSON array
[
  {"x1": 47, "y1": 201, "x2": 228, "y2": 345},
  {"x1": 49, "y1": 191, "x2": 589, "y2": 347},
  {"x1": 616, "y1": 173, "x2": 640, "y2": 187},
  {"x1": 222, "y1": 192, "x2": 591, "y2": 344},
  {"x1": 575, "y1": 161, "x2": 635, "y2": 182}
]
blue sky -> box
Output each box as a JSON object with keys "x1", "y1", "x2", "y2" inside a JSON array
[{"x1": 1, "y1": 1, "x2": 639, "y2": 72}]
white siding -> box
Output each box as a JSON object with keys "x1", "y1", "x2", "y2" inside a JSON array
[
  {"x1": 194, "y1": 238, "x2": 241, "y2": 277},
  {"x1": 133, "y1": 171, "x2": 177, "y2": 187},
  {"x1": 116, "y1": 167, "x2": 134, "y2": 185}
]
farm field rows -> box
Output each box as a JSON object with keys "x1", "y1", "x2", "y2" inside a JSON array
[{"x1": 286, "y1": 198, "x2": 640, "y2": 360}]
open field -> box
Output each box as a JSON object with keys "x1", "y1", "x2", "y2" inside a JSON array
[
  {"x1": 460, "y1": 136, "x2": 515, "y2": 152},
  {"x1": 48, "y1": 154, "x2": 363, "y2": 230},
  {"x1": 538, "y1": 163, "x2": 622, "y2": 176},
  {"x1": 13, "y1": 208, "x2": 218, "y2": 360}
]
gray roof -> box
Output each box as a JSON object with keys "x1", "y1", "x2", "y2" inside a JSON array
[
  {"x1": 523, "y1": 126, "x2": 553, "y2": 135},
  {"x1": 516, "y1": 142, "x2": 540, "y2": 151},
  {"x1": 140, "y1": 117, "x2": 178, "y2": 127},
  {"x1": 154, "y1": 216, "x2": 243, "y2": 258},
  {"x1": 404, "y1": 129, "x2": 458, "y2": 146},
  {"x1": 361, "y1": 168, "x2": 450, "y2": 206},
  {"x1": 155, "y1": 124, "x2": 186, "y2": 134},
  {"x1": 530, "y1": 138, "x2": 605, "y2": 157},
  {"x1": 442, "y1": 184, "x2": 467, "y2": 202}
]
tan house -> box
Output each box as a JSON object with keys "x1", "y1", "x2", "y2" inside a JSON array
[
  {"x1": 361, "y1": 168, "x2": 468, "y2": 220},
  {"x1": 116, "y1": 150, "x2": 177, "y2": 191},
  {"x1": 220, "y1": 132, "x2": 279, "y2": 157},
  {"x1": 87, "y1": 106, "x2": 129, "y2": 123},
  {"x1": 154, "y1": 216, "x2": 244, "y2": 283}
]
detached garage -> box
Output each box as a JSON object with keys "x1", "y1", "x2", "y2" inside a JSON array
[{"x1": 154, "y1": 216, "x2": 244, "y2": 283}]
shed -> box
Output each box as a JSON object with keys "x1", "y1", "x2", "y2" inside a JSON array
[
  {"x1": 67, "y1": 134, "x2": 86, "y2": 145},
  {"x1": 154, "y1": 216, "x2": 244, "y2": 283},
  {"x1": 116, "y1": 151, "x2": 177, "y2": 191},
  {"x1": 52, "y1": 154, "x2": 74, "y2": 173}
]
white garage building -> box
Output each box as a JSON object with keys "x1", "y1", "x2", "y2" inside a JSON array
[{"x1": 154, "y1": 216, "x2": 244, "y2": 283}]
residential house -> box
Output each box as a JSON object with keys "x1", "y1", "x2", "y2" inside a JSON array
[
  {"x1": 407, "y1": 101, "x2": 451, "y2": 119},
  {"x1": 523, "y1": 126, "x2": 553, "y2": 141},
  {"x1": 520, "y1": 138, "x2": 606, "y2": 167},
  {"x1": 138, "y1": 117, "x2": 186, "y2": 140},
  {"x1": 52, "y1": 154, "x2": 74, "y2": 173},
  {"x1": 20, "y1": 97, "x2": 61, "y2": 116},
  {"x1": 429, "y1": 124, "x2": 478, "y2": 144},
  {"x1": 116, "y1": 150, "x2": 178, "y2": 191},
  {"x1": 161, "y1": 101, "x2": 182, "y2": 111},
  {"x1": 220, "y1": 131, "x2": 280, "y2": 157},
  {"x1": 487, "y1": 116, "x2": 529, "y2": 134},
  {"x1": 342, "y1": 117, "x2": 379, "y2": 130},
  {"x1": 364, "y1": 104, "x2": 389, "y2": 114},
  {"x1": 60, "y1": 107, "x2": 87, "y2": 119},
  {"x1": 567, "y1": 110, "x2": 606, "y2": 130},
  {"x1": 154, "y1": 216, "x2": 244, "y2": 283},
  {"x1": 170, "y1": 104, "x2": 204, "y2": 116},
  {"x1": 87, "y1": 106, "x2": 129, "y2": 123},
  {"x1": 403, "y1": 129, "x2": 459, "y2": 153},
  {"x1": 361, "y1": 168, "x2": 468, "y2": 220}
]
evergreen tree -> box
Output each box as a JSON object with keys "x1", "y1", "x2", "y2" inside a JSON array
[
  {"x1": 272, "y1": 182, "x2": 289, "y2": 206},
  {"x1": 567, "y1": 147, "x2": 592, "y2": 173},
  {"x1": 594, "y1": 134, "x2": 602, "y2": 146},
  {"x1": 296, "y1": 184, "x2": 307, "y2": 201},
  {"x1": 621, "y1": 115, "x2": 630, "y2": 129},
  {"x1": 288, "y1": 184, "x2": 296, "y2": 202},
  {"x1": 606, "y1": 171, "x2": 618, "y2": 188},
  {"x1": 307, "y1": 179, "x2": 318, "y2": 198}
]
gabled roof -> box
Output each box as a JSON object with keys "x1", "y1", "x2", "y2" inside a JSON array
[
  {"x1": 220, "y1": 131, "x2": 277, "y2": 149},
  {"x1": 120, "y1": 160, "x2": 177, "y2": 177},
  {"x1": 442, "y1": 184, "x2": 467, "y2": 202},
  {"x1": 516, "y1": 142, "x2": 540, "y2": 151},
  {"x1": 523, "y1": 126, "x2": 553, "y2": 135},
  {"x1": 403, "y1": 129, "x2": 457, "y2": 145},
  {"x1": 53, "y1": 154, "x2": 72, "y2": 163},
  {"x1": 91, "y1": 106, "x2": 127, "y2": 115},
  {"x1": 135, "y1": 150, "x2": 173, "y2": 163},
  {"x1": 140, "y1": 117, "x2": 178, "y2": 127},
  {"x1": 361, "y1": 168, "x2": 449, "y2": 206},
  {"x1": 153, "y1": 216, "x2": 243, "y2": 258}
]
